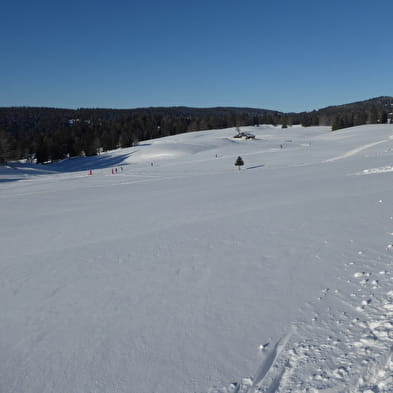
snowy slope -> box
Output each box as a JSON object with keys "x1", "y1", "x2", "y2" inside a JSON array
[{"x1": 1, "y1": 124, "x2": 393, "y2": 393}]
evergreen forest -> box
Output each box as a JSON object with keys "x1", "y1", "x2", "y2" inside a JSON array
[{"x1": 0, "y1": 96, "x2": 392, "y2": 164}]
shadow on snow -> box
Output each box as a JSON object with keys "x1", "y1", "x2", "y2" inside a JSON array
[
  {"x1": 0, "y1": 152, "x2": 135, "y2": 183},
  {"x1": 48, "y1": 153, "x2": 134, "y2": 172}
]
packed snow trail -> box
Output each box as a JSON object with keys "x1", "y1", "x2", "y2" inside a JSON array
[{"x1": 324, "y1": 139, "x2": 389, "y2": 162}]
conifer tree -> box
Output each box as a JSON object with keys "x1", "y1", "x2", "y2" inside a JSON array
[{"x1": 235, "y1": 156, "x2": 244, "y2": 170}]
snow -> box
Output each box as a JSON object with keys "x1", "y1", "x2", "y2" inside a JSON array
[{"x1": 1, "y1": 124, "x2": 393, "y2": 392}]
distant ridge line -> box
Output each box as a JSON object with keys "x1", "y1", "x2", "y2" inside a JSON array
[{"x1": 1, "y1": 96, "x2": 392, "y2": 114}]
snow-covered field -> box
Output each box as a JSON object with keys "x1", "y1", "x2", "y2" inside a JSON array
[{"x1": 1, "y1": 124, "x2": 393, "y2": 393}]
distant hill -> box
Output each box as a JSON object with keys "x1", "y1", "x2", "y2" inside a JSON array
[
  {"x1": 0, "y1": 106, "x2": 280, "y2": 133},
  {"x1": 319, "y1": 96, "x2": 393, "y2": 113},
  {"x1": 0, "y1": 97, "x2": 392, "y2": 164},
  {"x1": 316, "y1": 96, "x2": 393, "y2": 129}
]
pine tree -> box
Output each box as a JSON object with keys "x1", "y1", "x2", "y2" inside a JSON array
[{"x1": 235, "y1": 156, "x2": 244, "y2": 170}]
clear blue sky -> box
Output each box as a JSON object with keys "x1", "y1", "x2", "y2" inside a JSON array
[{"x1": 1, "y1": 0, "x2": 392, "y2": 112}]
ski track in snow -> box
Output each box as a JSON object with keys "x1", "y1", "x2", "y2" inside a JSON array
[{"x1": 324, "y1": 139, "x2": 391, "y2": 163}]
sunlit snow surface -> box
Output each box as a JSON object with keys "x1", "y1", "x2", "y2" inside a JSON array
[{"x1": 1, "y1": 124, "x2": 393, "y2": 393}]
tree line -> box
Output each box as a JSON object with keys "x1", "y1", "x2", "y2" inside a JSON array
[
  {"x1": 0, "y1": 107, "x2": 284, "y2": 164},
  {"x1": 0, "y1": 97, "x2": 392, "y2": 165}
]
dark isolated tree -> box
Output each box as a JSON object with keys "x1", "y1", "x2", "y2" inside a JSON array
[{"x1": 235, "y1": 156, "x2": 244, "y2": 170}]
